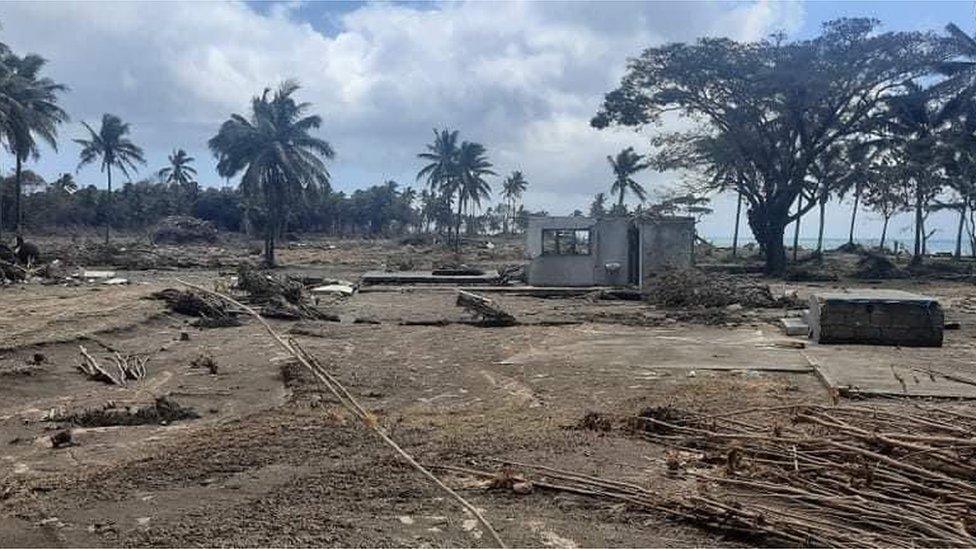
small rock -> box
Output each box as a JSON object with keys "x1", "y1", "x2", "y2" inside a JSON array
[
  {"x1": 398, "y1": 516, "x2": 415, "y2": 525},
  {"x1": 687, "y1": 370, "x2": 697, "y2": 378},
  {"x1": 512, "y1": 481, "x2": 533, "y2": 494},
  {"x1": 179, "y1": 332, "x2": 190, "y2": 341}
]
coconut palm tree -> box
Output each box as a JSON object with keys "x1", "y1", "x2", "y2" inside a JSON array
[
  {"x1": 75, "y1": 114, "x2": 145, "y2": 244},
  {"x1": 501, "y1": 170, "x2": 527, "y2": 233},
  {"x1": 454, "y1": 141, "x2": 494, "y2": 246},
  {"x1": 608, "y1": 147, "x2": 649, "y2": 208},
  {"x1": 209, "y1": 81, "x2": 333, "y2": 266},
  {"x1": 158, "y1": 149, "x2": 197, "y2": 187},
  {"x1": 1, "y1": 52, "x2": 68, "y2": 235},
  {"x1": 416, "y1": 128, "x2": 460, "y2": 192}
]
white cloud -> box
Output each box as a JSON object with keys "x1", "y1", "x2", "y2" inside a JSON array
[{"x1": 0, "y1": 0, "x2": 805, "y2": 229}]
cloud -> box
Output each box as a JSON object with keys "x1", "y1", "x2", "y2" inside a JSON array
[{"x1": 0, "y1": 0, "x2": 804, "y2": 227}]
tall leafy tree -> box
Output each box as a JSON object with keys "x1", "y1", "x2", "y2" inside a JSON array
[
  {"x1": 607, "y1": 147, "x2": 649, "y2": 208},
  {"x1": 877, "y1": 82, "x2": 946, "y2": 263},
  {"x1": 75, "y1": 114, "x2": 145, "y2": 244},
  {"x1": 593, "y1": 19, "x2": 941, "y2": 274},
  {"x1": 501, "y1": 170, "x2": 527, "y2": 233},
  {"x1": 1, "y1": 51, "x2": 68, "y2": 235},
  {"x1": 209, "y1": 81, "x2": 334, "y2": 266}
]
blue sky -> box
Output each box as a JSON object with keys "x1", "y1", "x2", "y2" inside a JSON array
[{"x1": 0, "y1": 1, "x2": 974, "y2": 242}]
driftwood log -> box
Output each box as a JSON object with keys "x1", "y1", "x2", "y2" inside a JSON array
[{"x1": 456, "y1": 290, "x2": 517, "y2": 326}]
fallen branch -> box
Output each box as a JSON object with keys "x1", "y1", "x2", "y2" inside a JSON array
[{"x1": 176, "y1": 278, "x2": 507, "y2": 548}]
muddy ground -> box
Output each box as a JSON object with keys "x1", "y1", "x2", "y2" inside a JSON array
[{"x1": 2, "y1": 235, "x2": 976, "y2": 547}]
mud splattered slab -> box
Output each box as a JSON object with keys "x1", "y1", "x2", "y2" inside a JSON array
[{"x1": 505, "y1": 325, "x2": 813, "y2": 372}]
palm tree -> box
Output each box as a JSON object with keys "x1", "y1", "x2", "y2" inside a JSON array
[
  {"x1": 501, "y1": 170, "x2": 527, "y2": 233},
  {"x1": 2, "y1": 52, "x2": 68, "y2": 235},
  {"x1": 933, "y1": 24, "x2": 976, "y2": 121},
  {"x1": 416, "y1": 129, "x2": 460, "y2": 191},
  {"x1": 608, "y1": 147, "x2": 649, "y2": 208},
  {"x1": 75, "y1": 114, "x2": 145, "y2": 244},
  {"x1": 454, "y1": 141, "x2": 494, "y2": 246},
  {"x1": 158, "y1": 148, "x2": 197, "y2": 187},
  {"x1": 416, "y1": 129, "x2": 461, "y2": 242},
  {"x1": 209, "y1": 81, "x2": 333, "y2": 266}
]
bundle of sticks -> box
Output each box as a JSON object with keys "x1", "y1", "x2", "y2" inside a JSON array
[{"x1": 449, "y1": 404, "x2": 976, "y2": 547}]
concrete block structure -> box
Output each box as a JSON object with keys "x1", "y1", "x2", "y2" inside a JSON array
[
  {"x1": 525, "y1": 215, "x2": 694, "y2": 288},
  {"x1": 808, "y1": 289, "x2": 944, "y2": 347}
]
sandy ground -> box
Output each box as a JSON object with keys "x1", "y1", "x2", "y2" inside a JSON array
[{"x1": 1, "y1": 237, "x2": 975, "y2": 547}]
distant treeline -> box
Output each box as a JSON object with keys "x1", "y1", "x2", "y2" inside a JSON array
[{"x1": 0, "y1": 171, "x2": 538, "y2": 238}]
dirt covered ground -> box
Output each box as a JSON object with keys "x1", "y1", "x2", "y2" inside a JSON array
[{"x1": 2, "y1": 235, "x2": 976, "y2": 547}]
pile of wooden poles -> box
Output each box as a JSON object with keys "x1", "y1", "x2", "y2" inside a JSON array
[
  {"x1": 636, "y1": 404, "x2": 976, "y2": 547},
  {"x1": 451, "y1": 404, "x2": 976, "y2": 547}
]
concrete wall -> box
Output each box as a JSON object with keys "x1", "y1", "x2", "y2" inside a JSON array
[
  {"x1": 526, "y1": 215, "x2": 694, "y2": 287},
  {"x1": 637, "y1": 217, "x2": 695, "y2": 288},
  {"x1": 526, "y1": 216, "x2": 602, "y2": 286}
]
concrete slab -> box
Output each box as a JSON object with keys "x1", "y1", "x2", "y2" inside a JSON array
[
  {"x1": 778, "y1": 317, "x2": 809, "y2": 336},
  {"x1": 504, "y1": 326, "x2": 813, "y2": 373},
  {"x1": 804, "y1": 345, "x2": 976, "y2": 398},
  {"x1": 360, "y1": 270, "x2": 500, "y2": 285}
]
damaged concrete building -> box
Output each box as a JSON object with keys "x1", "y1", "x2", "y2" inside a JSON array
[{"x1": 525, "y1": 215, "x2": 695, "y2": 287}]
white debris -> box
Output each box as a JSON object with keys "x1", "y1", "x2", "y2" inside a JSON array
[
  {"x1": 103, "y1": 277, "x2": 129, "y2": 285},
  {"x1": 311, "y1": 284, "x2": 355, "y2": 296},
  {"x1": 398, "y1": 516, "x2": 415, "y2": 525},
  {"x1": 80, "y1": 270, "x2": 116, "y2": 279}
]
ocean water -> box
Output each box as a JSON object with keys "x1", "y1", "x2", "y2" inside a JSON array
[{"x1": 703, "y1": 236, "x2": 963, "y2": 255}]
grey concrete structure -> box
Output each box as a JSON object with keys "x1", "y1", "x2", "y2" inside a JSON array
[
  {"x1": 808, "y1": 289, "x2": 944, "y2": 347},
  {"x1": 525, "y1": 215, "x2": 694, "y2": 287}
]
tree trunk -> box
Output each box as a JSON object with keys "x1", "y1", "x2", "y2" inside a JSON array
[
  {"x1": 911, "y1": 187, "x2": 923, "y2": 265},
  {"x1": 105, "y1": 166, "x2": 113, "y2": 245},
  {"x1": 880, "y1": 216, "x2": 889, "y2": 250},
  {"x1": 454, "y1": 194, "x2": 464, "y2": 252},
  {"x1": 791, "y1": 195, "x2": 802, "y2": 262},
  {"x1": 765, "y1": 221, "x2": 788, "y2": 275},
  {"x1": 732, "y1": 192, "x2": 742, "y2": 257},
  {"x1": 955, "y1": 204, "x2": 966, "y2": 260},
  {"x1": 816, "y1": 197, "x2": 826, "y2": 255},
  {"x1": 14, "y1": 155, "x2": 22, "y2": 235},
  {"x1": 848, "y1": 186, "x2": 859, "y2": 245}
]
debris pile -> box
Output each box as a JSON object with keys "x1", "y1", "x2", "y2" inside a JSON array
[
  {"x1": 236, "y1": 264, "x2": 333, "y2": 320},
  {"x1": 149, "y1": 288, "x2": 241, "y2": 327},
  {"x1": 49, "y1": 397, "x2": 199, "y2": 427},
  {"x1": 852, "y1": 251, "x2": 905, "y2": 280},
  {"x1": 152, "y1": 215, "x2": 219, "y2": 245},
  {"x1": 647, "y1": 269, "x2": 796, "y2": 314}
]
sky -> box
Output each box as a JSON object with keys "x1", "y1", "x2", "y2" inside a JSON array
[{"x1": 0, "y1": 0, "x2": 974, "y2": 243}]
